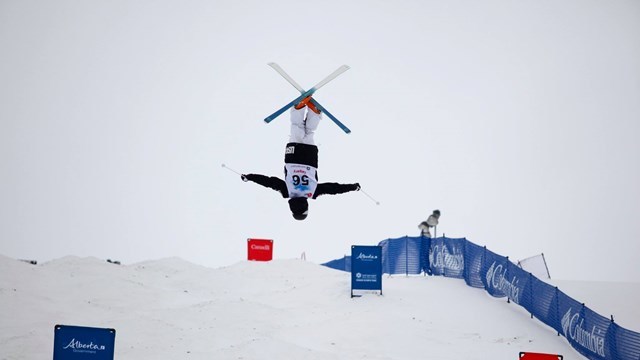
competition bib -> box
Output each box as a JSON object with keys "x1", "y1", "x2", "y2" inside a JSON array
[{"x1": 284, "y1": 163, "x2": 318, "y2": 198}]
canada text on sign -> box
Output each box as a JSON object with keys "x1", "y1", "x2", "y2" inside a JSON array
[{"x1": 247, "y1": 238, "x2": 274, "y2": 261}]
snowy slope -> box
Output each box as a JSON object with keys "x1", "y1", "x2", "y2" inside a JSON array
[{"x1": 2, "y1": 255, "x2": 638, "y2": 359}]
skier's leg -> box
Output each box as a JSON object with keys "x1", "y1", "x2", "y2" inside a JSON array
[
  {"x1": 289, "y1": 107, "x2": 307, "y2": 143},
  {"x1": 301, "y1": 110, "x2": 322, "y2": 145}
]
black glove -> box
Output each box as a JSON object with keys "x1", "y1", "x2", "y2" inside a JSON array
[
  {"x1": 241, "y1": 174, "x2": 249, "y2": 182},
  {"x1": 354, "y1": 183, "x2": 361, "y2": 191}
]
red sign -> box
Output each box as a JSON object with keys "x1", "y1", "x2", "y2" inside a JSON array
[
  {"x1": 247, "y1": 238, "x2": 274, "y2": 261},
  {"x1": 519, "y1": 352, "x2": 563, "y2": 360}
]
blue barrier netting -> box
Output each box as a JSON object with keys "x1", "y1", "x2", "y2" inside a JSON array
[{"x1": 322, "y1": 236, "x2": 640, "y2": 360}]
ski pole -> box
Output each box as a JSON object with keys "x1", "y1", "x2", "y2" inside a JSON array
[
  {"x1": 221, "y1": 163, "x2": 242, "y2": 176},
  {"x1": 361, "y1": 189, "x2": 380, "y2": 205}
]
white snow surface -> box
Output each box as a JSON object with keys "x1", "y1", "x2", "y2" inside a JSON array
[{"x1": 1, "y1": 254, "x2": 639, "y2": 359}]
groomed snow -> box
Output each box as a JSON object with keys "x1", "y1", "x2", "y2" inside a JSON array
[{"x1": 1, "y1": 255, "x2": 638, "y2": 359}]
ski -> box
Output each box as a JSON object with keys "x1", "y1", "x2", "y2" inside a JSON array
[
  {"x1": 267, "y1": 63, "x2": 351, "y2": 134},
  {"x1": 308, "y1": 99, "x2": 351, "y2": 134},
  {"x1": 263, "y1": 89, "x2": 315, "y2": 124},
  {"x1": 267, "y1": 62, "x2": 304, "y2": 91},
  {"x1": 264, "y1": 65, "x2": 351, "y2": 132},
  {"x1": 312, "y1": 65, "x2": 350, "y2": 90}
]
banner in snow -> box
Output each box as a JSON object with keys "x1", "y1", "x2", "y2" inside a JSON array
[
  {"x1": 53, "y1": 325, "x2": 115, "y2": 360},
  {"x1": 247, "y1": 238, "x2": 274, "y2": 261},
  {"x1": 351, "y1": 245, "x2": 382, "y2": 297}
]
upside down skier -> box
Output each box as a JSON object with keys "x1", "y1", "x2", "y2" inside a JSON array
[{"x1": 241, "y1": 96, "x2": 360, "y2": 220}]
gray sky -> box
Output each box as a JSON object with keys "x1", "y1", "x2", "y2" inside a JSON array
[{"x1": 1, "y1": 0, "x2": 639, "y2": 282}]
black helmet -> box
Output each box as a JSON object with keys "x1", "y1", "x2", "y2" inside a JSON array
[
  {"x1": 288, "y1": 197, "x2": 309, "y2": 221},
  {"x1": 292, "y1": 212, "x2": 308, "y2": 221}
]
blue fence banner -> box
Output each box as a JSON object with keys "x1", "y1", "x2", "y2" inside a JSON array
[
  {"x1": 429, "y1": 237, "x2": 465, "y2": 278},
  {"x1": 323, "y1": 236, "x2": 640, "y2": 359},
  {"x1": 322, "y1": 255, "x2": 351, "y2": 272},
  {"x1": 378, "y1": 236, "x2": 425, "y2": 275},
  {"x1": 53, "y1": 325, "x2": 116, "y2": 360},
  {"x1": 351, "y1": 245, "x2": 382, "y2": 297}
]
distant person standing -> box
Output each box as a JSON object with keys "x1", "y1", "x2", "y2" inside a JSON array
[{"x1": 419, "y1": 210, "x2": 441, "y2": 238}]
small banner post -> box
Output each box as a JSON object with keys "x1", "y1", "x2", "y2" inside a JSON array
[
  {"x1": 247, "y1": 238, "x2": 274, "y2": 261},
  {"x1": 53, "y1": 325, "x2": 116, "y2": 360},
  {"x1": 351, "y1": 245, "x2": 382, "y2": 297}
]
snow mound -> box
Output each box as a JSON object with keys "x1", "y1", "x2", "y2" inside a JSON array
[{"x1": 1, "y1": 255, "x2": 587, "y2": 359}]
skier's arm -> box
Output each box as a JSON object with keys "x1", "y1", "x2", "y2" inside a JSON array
[
  {"x1": 314, "y1": 182, "x2": 360, "y2": 198},
  {"x1": 242, "y1": 174, "x2": 288, "y2": 197}
]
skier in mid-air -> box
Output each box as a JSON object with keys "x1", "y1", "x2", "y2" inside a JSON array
[{"x1": 241, "y1": 96, "x2": 360, "y2": 220}]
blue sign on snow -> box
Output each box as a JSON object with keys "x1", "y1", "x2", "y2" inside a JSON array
[
  {"x1": 53, "y1": 325, "x2": 116, "y2": 360},
  {"x1": 351, "y1": 245, "x2": 382, "y2": 297}
]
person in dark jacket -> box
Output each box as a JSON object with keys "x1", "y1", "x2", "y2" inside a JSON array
[
  {"x1": 242, "y1": 96, "x2": 360, "y2": 220},
  {"x1": 418, "y1": 209, "x2": 441, "y2": 238}
]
